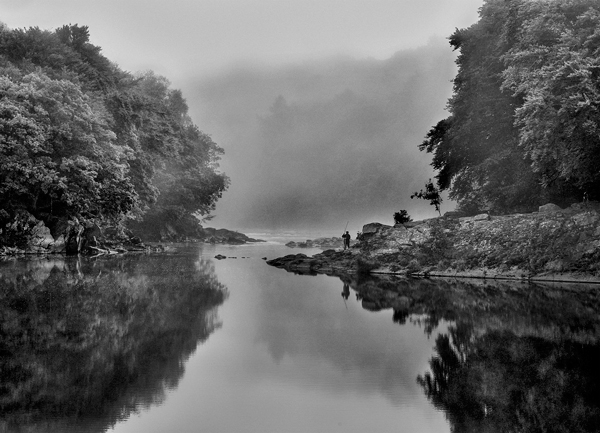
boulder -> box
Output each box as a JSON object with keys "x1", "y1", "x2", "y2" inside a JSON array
[
  {"x1": 28, "y1": 221, "x2": 54, "y2": 249},
  {"x1": 539, "y1": 203, "x2": 562, "y2": 213},
  {"x1": 459, "y1": 213, "x2": 490, "y2": 224},
  {"x1": 362, "y1": 223, "x2": 391, "y2": 236},
  {"x1": 50, "y1": 235, "x2": 66, "y2": 253},
  {"x1": 443, "y1": 210, "x2": 465, "y2": 219}
]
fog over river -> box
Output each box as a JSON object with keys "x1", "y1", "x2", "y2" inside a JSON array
[{"x1": 189, "y1": 39, "x2": 457, "y2": 232}]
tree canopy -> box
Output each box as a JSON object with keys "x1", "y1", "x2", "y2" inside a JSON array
[
  {"x1": 420, "y1": 0, "x2": 600, "y2": 214},
  {"x1": 0, "y1": 24, "x2": 228, "y2": 243}
]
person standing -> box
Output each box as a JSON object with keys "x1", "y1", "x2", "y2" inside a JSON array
[{"x1": 342, "y1": 231, "x2": 351, "y2": 250}]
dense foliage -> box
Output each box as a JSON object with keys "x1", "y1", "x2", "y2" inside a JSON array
[
  {"x1": 411, "y1": 179, "x2": 443, "y2": 215},
  {"x1": 393, "y1": 209, "x2": 412, "y2": 224},
  {"x1": 420, "y1": 0, "x2": 600, "y2": 214},
  {"x1": 0, "y1": 24, "x2": 228, "y2": 243}
]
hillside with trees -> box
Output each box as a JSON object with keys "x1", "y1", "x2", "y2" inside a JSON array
[
  {"x1": 420, "y1": 0, "x2": 600, "y2": 215},
  {"x1": 0, "y1": 24, "x2": 228, "y2": 249}
]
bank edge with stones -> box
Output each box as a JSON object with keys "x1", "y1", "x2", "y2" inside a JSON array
[{"x1": 267, "y1": 202, "x2": 600, "y2": 284}]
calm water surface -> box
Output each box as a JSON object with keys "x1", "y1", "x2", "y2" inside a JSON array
[{"x1": 1, "y1": 240, "x2": 599, "y2": 432}]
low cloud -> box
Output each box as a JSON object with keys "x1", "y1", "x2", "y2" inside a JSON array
[{"x1": 188, "y1": 38, "x2": 456, "y2": 232}]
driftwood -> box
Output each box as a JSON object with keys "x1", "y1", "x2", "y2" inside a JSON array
[{"x1": 88, "y1": 245, "x2": 119, "y2": 256}]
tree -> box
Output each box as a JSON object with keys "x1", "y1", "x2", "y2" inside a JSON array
[
  {"x1": 418, "y1": 0, "x2": 600, "y2": 213},
  {"x1": 0, "y1": 24, "x2": 229, "y2": 246},
  {"x1": 0, "y1": 71, "x2": 137, "y2": 232},
  {"x1": 411, "y1": 179, "x2": 443, "y2": 216},
  {"x1": 0, "y1": 24, "x2": 118, "y2": 91},
  {"x1": 501, "y1": 0, "x2": 600, "y2": 200},
  {"x1": 114, "y1": 72, "x2": 229, "y2": 240},
  {"x1": 420, "y1": 0, "x2": 544, "y2": 214},
  {"x1": 393, "y1": 210, "x2": 412, "y2": 224}
]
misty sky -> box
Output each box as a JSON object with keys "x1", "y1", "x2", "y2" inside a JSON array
[{"x1": 1, "y1": 0, "x2": 484, "y2": 232}]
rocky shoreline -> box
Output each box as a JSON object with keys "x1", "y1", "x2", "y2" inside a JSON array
[
  {"x1": 267, "y1": 202, "x2": 600, "y2": 284},
  {"x1": 285, "y1": 236, "x2": 351, "y2": 249},
  {"x1": 0, "y1": 211, "x2": 264, "y2": 257}
]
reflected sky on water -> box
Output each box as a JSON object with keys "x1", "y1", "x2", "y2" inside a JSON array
[
  {"x1": 107, "y1": 243, "x2": 449, "y2": 433},
  {"x1": 1, "y1": 243, "x2": 599, "y2": 432}
]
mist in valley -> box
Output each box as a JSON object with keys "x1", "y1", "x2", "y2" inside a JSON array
[{"x1": 187, "y1": 38, "x2": 457, "y2": 234}]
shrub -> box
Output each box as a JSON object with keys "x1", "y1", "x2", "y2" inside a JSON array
[
  {"x1": 417, "y1": 220, "x2": 453, "y2": 265},
  {"x1": 393, "y1": 210, "x2": 412, "y2": 224},
  {"x1": 406, "y1": 259, "x2": 422, "y2": 274},
  {"x1": 356, "y1": 257, "x2": 379, "y2": 275}
]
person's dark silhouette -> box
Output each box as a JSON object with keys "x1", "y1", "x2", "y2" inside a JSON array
[
  {"x1": 342, "y1": 283, "x2": 350, "y2": 300},
  {"x1": 342, "y1": 231, "x2": 351, "y2": 249}
]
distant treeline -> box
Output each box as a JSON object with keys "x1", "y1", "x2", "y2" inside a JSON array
[
  {"x1": 0, "y1": 24, "x2": 228, "y2": 243},
  {"x1": 422, "y1": 0, "x2": 600, "y2": 214}
]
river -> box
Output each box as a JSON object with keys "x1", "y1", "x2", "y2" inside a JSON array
[{"x1": 0, "y1": 239, "x2": 599, "y2": 432}]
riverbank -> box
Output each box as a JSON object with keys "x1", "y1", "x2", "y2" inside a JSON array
[
  {"x1": 267, "y1": 202, "x2": 600, "y2": 284},
  {"x1": 0, "y1": 211, "x2": 264, "y2": 257}
]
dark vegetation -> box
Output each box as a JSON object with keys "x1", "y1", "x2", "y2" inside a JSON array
[
  {"x1": 393, "y1": 209, "x2": 412, "y2": 224},
  {"x1": 0, "y1": 24, "x2": 228, "y2": 247},
  {"x1": 0, "y1": 253, "x2": 228, "y2": 428},
  {"x1": 420, "y1": 0, "x2": 600, "y2": 215},
  {"x1": 356, "y1": 257, "x2": 380, "y2": 275},
  {"x1": 410, "y1": 179, "x2": 442, "y2": 216},
  {"x1": 344, "y1": 274, "x2": 600, "y2": 433}
]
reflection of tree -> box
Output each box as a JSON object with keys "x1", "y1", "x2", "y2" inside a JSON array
[
  {"x1": 345, "y1": 274, "x2": 600, "y2": 342},
  {"x1": 418, "y1": 325, "x2": 600, "y2": 433},
  {"x1": 0, "y1": 252, "x2": 228, "y2": 432},
  {"x1": 343, "y1": 274, "x2": 600, "y2": 432},
  {"x1": 392, "y1": 309, "x2": 409, "y2": 325}
]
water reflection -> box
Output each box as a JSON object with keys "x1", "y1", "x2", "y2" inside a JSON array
[
  {"x1": 252, "y1": 270, "x2": 446, "y2": 409},
  {"x1": 0, "y1": 251, "x2": 228, "y2": 433},
  {"x1": 341, "y1": 282, "x2": 350, "y2": 300},
  {"x1": 343, "y1": 274, "x2": 600, "y2": 432},
  {"x1": 3, "y1": 245, "x2": 599, "y2": 433}
]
